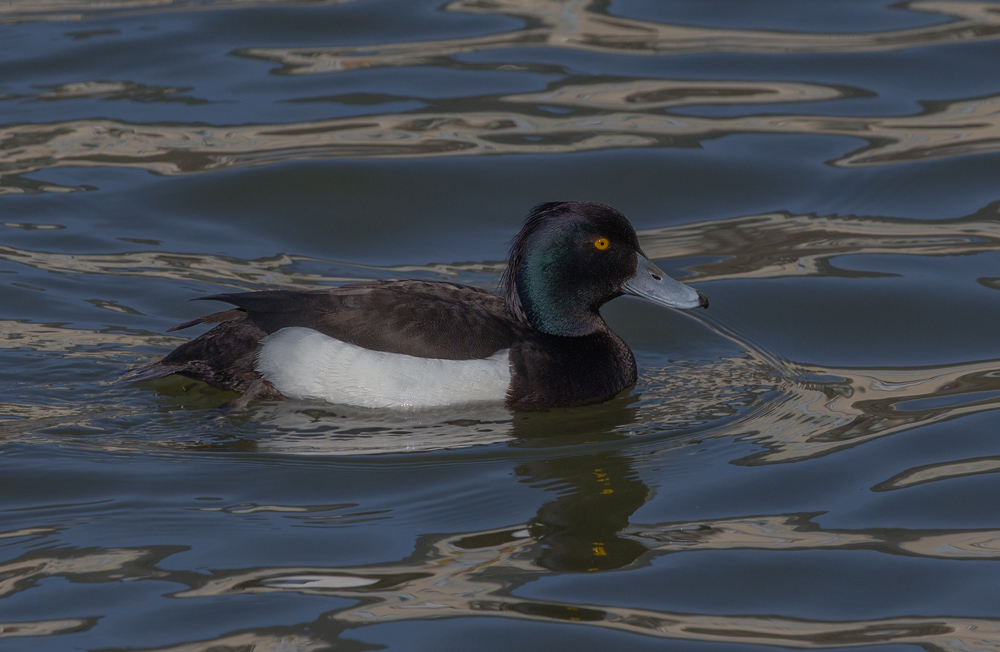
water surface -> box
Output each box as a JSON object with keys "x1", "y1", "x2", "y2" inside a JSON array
[{"x1": 4, "y1": 1, "x2": 1000, "y2": 650}]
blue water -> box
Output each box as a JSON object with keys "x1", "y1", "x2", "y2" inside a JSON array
[{"x1": 4, "y1": 1, "x2": 1000, "y2": 650}]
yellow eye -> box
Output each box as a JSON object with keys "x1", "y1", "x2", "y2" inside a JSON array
[{"x1": 594, "y1": 237, "x2": 610, "y2": 250}]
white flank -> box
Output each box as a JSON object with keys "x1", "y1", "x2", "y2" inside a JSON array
[{"x1": 256, "y1": 327, "x2": 511, "y2": 408}]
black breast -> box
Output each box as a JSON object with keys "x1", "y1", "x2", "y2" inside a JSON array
[{"x1": 507, "y1": 329, "x2": 637, "y2": 410}]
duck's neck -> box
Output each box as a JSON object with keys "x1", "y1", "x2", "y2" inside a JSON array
[{"x1": 513, "y1": 261, "x2": 606, "y2": 337}]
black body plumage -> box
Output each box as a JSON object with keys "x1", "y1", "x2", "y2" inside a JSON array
[{"x1": 125, "y1": 202, "x2": 703, "y2": 410}]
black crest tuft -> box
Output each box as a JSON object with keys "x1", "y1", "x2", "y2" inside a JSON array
[{"x1": 500, "y1": 202, "x2": 574, "y2": 323}]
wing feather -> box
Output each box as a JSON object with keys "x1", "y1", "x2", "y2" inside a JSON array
[{"x1": 203, "y1": 280, "x2": 521, "y2": 360}]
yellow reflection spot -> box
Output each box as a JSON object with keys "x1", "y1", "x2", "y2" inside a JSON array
[
  {"x1": 601, "y1": 489, "x2": 614, "y2": 494},
  {"x1": 593, "y1": 545, "x2": 607, "y2": 557}
]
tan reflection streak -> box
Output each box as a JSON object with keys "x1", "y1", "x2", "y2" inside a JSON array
[
  {"x1": 901, "y1": 531, "x2": 1000, "y2": 559},
  {"x1": 353, "y1": 600, "x2": 1000, "y2": 652},
  {"x1": 0, "y1": 619, "x2": 94, "y2": 638},
  {"x1": 176, "y1": 525, "x2": 539, "y2": 600},
  {"x1": 132, "y1": 633, "x2": 327, "y2": 652},
  {"x1": 202, "y1": 503, "x2": 318, "y2": 513},
  {"x1": 22, "y1": 81, "x2": 207, "y2": 105},
  {"x1": 631, "y1": 515, "x2": 878, "y2": 552},
  {"x1": 0, "y1": 526, "x2": 56, "y2": 539},
  {"x1": 239, "y1": 0, "x2": 1000, "y2": 74},
  {"x1": 4, "y1": 91, "x2": 1000, "y2": 179},
  {"x1": 36, "y1": 81, "x2": 157, "y2": 100},
  {"x1": 630, "y1": 513, "x2": 1000, "y2": 561},
  {"x1": 0, "y1": 320, "x2": 184, "y2": 354},
  {"x1": 1, "y1": 403, "x2": 94, "y2": 424},
  {"x1": 0, "y1": 247, "x2": 341, "y2": 289},
  {"x1": 876, "y1": 457, "x2": 1000, "y2": 491},
  {"x1": 0, "y1": 403, "x2": 138, "y2": 438},
  {"x1": 0, "y1": 245, "x2": 501, "y2": 290},
  {"x1": 639, "y1": 209, "x2": 1000, "y2": 282},
  {"x1": 0, "y1": 0, "x2": 353, "y2": 24},
  {"x1": 504, "y1": 79, "x2": 844, "y2": 110},
  {"x1": 0, "y1": 548, "x2": 146, "y2": 598},
  {"x1": 199, "y1": 501, "x2": 370, "y2": 514},
  {"x1": 176, "y1": 526, "x2": 1000, "y2": 651}
]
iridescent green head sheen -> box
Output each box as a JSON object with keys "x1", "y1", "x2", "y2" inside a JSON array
[{"x1": 500, "y1": 202, "x2": 706, "y2": 337}]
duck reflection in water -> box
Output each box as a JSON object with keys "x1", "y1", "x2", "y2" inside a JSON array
[
  {"x1": 508, "y1": 397, "x2": 650, "y2": 572},
  {"x1": 518, "y1": 451, "x2": 650, "y2": 572}
]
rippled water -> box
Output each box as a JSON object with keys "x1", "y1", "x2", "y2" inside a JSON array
[{"x1": 4, "y1": 1, "x2": 1000, "y2": 650}]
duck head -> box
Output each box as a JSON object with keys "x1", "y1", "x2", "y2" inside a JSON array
[{"x1": 501, "y1": 202, "x2": 708, "y2": 337}]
